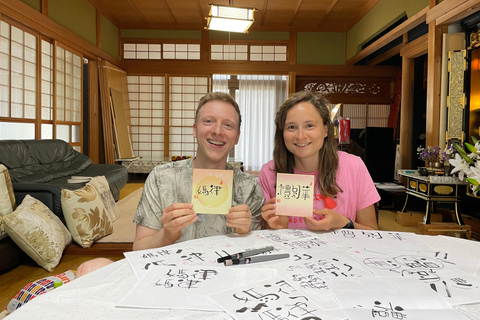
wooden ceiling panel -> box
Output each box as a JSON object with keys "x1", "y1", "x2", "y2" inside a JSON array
[{"x1": 88, "y1": 0, "x2": 379, "y2": 32}]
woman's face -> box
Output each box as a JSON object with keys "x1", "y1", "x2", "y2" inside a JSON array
[{"x1": 283, "y1": 102, "x2": 328, "y2": 164}]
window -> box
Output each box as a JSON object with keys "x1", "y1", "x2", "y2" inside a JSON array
[
  {"x1": 169, "y1": 76, "x2": 208, "y2": 157},
  {"x1": 0, "y1": 21, "x2": 37, "y2": 120},
  {"x1": 128, "y1": 75, "x2": 166, "y2": 161},
  {"x1": 211, "y1": 44, "x2": 248, "y2": 60},
  {"x1": 342, "y1": 104, "x2": 390, "y2": 129},
  {"x1": 55, "y1": 46, "x2": 82, "y2": 143}
]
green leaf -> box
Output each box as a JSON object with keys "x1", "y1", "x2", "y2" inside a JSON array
[
  {"x1": 454, "y1": 143, "x2": 475, "y2": 164},
  {"x1": 466, "y1": 177, "x2": 479, "y2": 186},
  {"x1": 465, "y1": 142, "x2": 477, "y2": 154},
  {"x1": 472, "y1": 136, "x2": 478, "y2": 144}
]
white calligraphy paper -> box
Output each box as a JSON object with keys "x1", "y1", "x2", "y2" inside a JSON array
[
  {"x1": 323, "y1": 229, "x2": 433, "y2": 252},
  {"x1": 350, "y1": 248, "x2": 480, "y2": 306},
  {"x1": 327, "y1": 277, "x2": 470, "y2": 320},
  {"x1": 209, "y1": 275, "x2": 346, "y2": 320},
  {"x1": 124, "y1": 235, "x2": 242, "y2": 279},
  {"x1": 274, "y1": 248, "x2": 374, "y2": 310},
  {"x1": 117, "y1": 265, "x2": 277, "y2": 311}
]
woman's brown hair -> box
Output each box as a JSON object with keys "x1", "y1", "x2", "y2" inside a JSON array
[{"x1": 273, "y1": 90, "x2": 341, "y2": 197}]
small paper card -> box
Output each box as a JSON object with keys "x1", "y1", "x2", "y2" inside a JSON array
[
  {"x1": 192, "y1": 168, "x2": 233, "y2": 214},
  {"x1": 275, "y1": 173, "x2": 314, "y2": 217}
]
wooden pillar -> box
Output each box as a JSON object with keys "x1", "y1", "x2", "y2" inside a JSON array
[
  {"x1": 425, "y1": 2, "x2": 443, "y2": 146},
  {"x1": 88, "y1": 59, "x2": 100, "y2": 163},
  {"x1": 400, "y1": 56, "x2": 414, "y2": 170}
]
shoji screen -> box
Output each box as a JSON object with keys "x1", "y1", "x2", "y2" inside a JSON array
[
  {"x1": 128, "y1": 76, "x2": 166, "y2": 161},
  {"x1": 56, "y1": 46, "x2": 82, "y2": 149},
  {"x1": 169, "y1": 76, "x2": 208, "y2": 158}
]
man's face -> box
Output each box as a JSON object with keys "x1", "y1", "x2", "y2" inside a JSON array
[{"x1": 193, "y1": 100, "x2": 240, "y2": 169}]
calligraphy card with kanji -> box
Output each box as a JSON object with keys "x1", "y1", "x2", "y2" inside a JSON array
[
  {"x1": 192, "y1": 169, "x2": 233, "y2": 214},
  {"x1": 275, "y1": 173, "x2": 314, "y2": 217}
]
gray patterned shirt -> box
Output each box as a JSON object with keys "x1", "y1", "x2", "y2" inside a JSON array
[{"x1": 133, "y1": 158, "x2": 265, "y2": 243}]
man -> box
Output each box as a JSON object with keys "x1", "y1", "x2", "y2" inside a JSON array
[{"x1": 132, "y1": 92, "x2": 265, "y2": 250}]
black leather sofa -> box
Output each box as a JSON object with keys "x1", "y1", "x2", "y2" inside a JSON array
[
  {"x1": 0, "y1": 139, "x2": 128, "y2": 220},
  {"x1": 0, "y1": 139, "x2": 128, "y2": 274}
]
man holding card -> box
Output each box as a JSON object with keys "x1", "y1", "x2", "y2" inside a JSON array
[
  {"x1": 132, "y1": 92, "x2": 264, "y2": 250},
  {"x1": 259, "y1": 91, "x2": 379, "y2": 231}
]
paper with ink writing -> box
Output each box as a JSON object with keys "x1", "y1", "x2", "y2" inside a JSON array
[
  {"x1": 275, "y1": 173, "x2": 314, "y2": 217},
  {"x1": 116, "y1": 265, "x2": 276, "y2": 311},
  {"x1": 191, "y1": 168, "x2": 233, "y2": 214}
]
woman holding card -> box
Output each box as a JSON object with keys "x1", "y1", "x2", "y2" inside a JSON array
[{"x1": 259, "y1": 91, "x2": 379, "y2": 231}]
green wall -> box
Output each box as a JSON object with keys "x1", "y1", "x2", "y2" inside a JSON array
[
  {"x1": 346, "y1": 0, "x2": 429, "y2": 60},
  {"x1": 121, "y1": 29, "x2": 202, "y2": 39},
  {"x1": 297, "y1": 32, "x2": 345, "y2": 65},
  {"x1": 48, "y1": 0, "x2": 96, "y2": 45},
  {"x1": 20, "y1": 0, "x2": 40, "y2": 11},
  {"x1": 101, "y1": 15, "x2": 119, "y2": 59}
]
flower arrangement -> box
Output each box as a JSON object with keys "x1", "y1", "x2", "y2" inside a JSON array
[
  {"x1": 418, "y1": 145, "x2": 441, "y2": 163},
  {"x1": 441, "y1": 144, "x2": 460, "y2": 164},
  {"x1": 450, "y1": 137, "x2": 480, "y2": 195}
]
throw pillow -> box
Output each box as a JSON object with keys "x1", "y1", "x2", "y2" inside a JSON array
[
  {"x1": 89, "y1": 176, "x2": 120, "y2": 222},
  {"x1": 61, "y1": 183, "x2": 113, "y2": 248},
  {"x1": 3, "y1": 195, "x2": 72, "y2": 272},
  {"x1": 0, "y1": 164, "x2": 16, "y2": 240}
]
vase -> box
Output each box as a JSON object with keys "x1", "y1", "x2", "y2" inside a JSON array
[{"x1": 428, "y1": 161, "x2": 443, "y2": 169}]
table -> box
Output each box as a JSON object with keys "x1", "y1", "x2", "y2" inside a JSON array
[
  {"x1": 397, "y1": 170, "x2": 467, "y2": 225},
  {"x1": 5, "y1": 229, "x2": 480, "y2": 320}
]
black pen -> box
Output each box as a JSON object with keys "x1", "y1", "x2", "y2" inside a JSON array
[
  {"x1": 217, "y1": 246, "x2": 275, "y2": 263},
  {"x1": 224, "y1": 253, "x2": 290, "y2": 266}
]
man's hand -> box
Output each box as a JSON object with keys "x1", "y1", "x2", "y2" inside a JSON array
[
  {"x1": 160, "y1": 203, "x2": 198, "y2": 243},
  {"x1": 261, "y1": 197, "x2": 289, "y2": 229},
  {"x1": 226, "y1": 204, "x2": 252, "y2": 234}
]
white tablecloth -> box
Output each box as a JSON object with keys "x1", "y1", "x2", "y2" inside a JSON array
[{"x1": 6, "y1": 229, "x2": 480, "y2": 320}]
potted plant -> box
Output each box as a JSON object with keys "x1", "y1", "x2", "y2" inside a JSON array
[{"x1": 418, "y1": 145, "x2": 442, "y2": 168}]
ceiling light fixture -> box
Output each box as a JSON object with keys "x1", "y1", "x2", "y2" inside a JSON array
[{"x1": 205, "y1": 4, "x2": 256, "y2": 33}]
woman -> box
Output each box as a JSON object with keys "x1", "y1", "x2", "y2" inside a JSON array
[{"x1": 260, "y1": 91, "x2": 379, "y2": 230}]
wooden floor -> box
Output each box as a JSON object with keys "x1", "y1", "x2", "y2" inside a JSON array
[
  {"x1": 0, "y1": 183, "x2": 143, "y2": 313},
  {"x1": 0, "y1": 180, "x2": 416, "y2": 312}
]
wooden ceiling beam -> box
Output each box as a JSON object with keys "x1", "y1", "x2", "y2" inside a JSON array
[
  {"x1": 288, "y1": 0, "x2": 303, "y2": 27},
  {"x1": 195, "y1": 0, "x2": 205, "y2": 24},
  {"x1": 436, "y1": 0, "x2": 480, "y2": 26},
  {"x1": 400, "y1": 34, "x2": 428, "y2": 59},
  {"x1": 159, "y1": 0, "x2": 178, "y2": 25},
  {"x1": 127, "y1": 0, "x2": 154, "y2": 27},
  {"x1": 367, "y1": 43, "x2": 402, "y2": 66},
  {"x1": 87, "y1": 0, "x2": 121, "y2": 27},
  {"x1": 317, "y1": 0, "x2": 339, "y2": 27},
  {"x1": 346, "y1": 6, "x2": 428, "y2": 65},
  {"x1": 426, "y1": 0, "x2": 468, "y2": 24},
  {"x1": 260, "y1": 0, "x2": 269, "y2": 27}
]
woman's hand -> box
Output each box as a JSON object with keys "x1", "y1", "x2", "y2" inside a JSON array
[
  {"x1": 305, "y1": 208, "x2": 350, "y2": 231},
  {"x1": 261, "y1": 197, "x2": 289, "y2": 229}
]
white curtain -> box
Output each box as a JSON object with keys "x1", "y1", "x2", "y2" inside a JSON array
[
  {"x1": 236, "y1": 75, "x2": 288, "y2": 171},
  {"x1": 212, "y1": 74, "x2": 229, "y2": 93}
]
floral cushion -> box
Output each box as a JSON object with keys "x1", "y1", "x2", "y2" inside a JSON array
[
  {"x1": 61, "y1": 183, "x2": 113, "y2": 248},
  {"x1": 89, "y1": 176, "x2": 120, "y2": 222},
  {"x1": 0, "y1": 164, "x2": 16, "y2": 240},
  {"x1": 2, "y1": 195, "x2": 72, "y2": 272}
]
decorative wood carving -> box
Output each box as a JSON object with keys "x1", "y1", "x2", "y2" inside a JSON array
[{"x1": 295, "y1": 76, "x2": 391, "y2": 104}]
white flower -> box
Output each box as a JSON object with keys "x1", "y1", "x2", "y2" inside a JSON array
[{"x1": 449, "y1": 153, "x2": 472, "y2": 181}]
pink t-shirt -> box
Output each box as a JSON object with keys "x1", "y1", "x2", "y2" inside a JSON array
[{"x1": 259, "y1": 151, "x2": 380, "y2": 229}]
